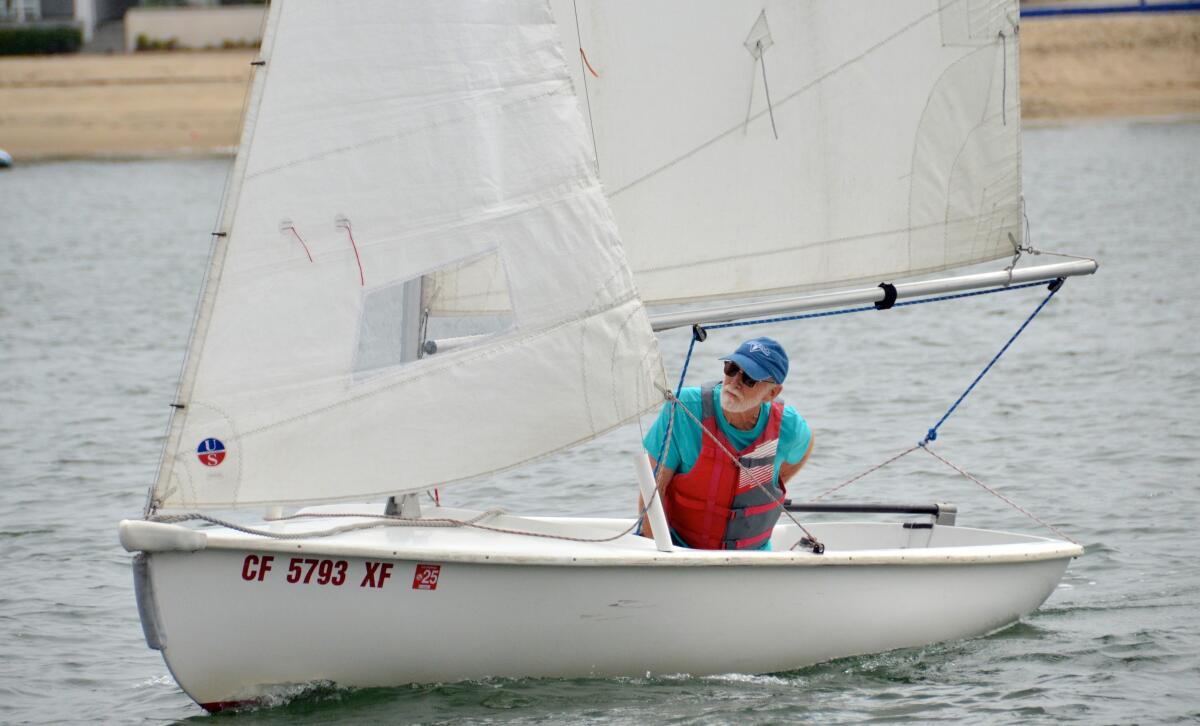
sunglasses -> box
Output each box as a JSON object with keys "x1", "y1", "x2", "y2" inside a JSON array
[{"x1": 723, "y1": 361, "x2": 764, "y2": 387}]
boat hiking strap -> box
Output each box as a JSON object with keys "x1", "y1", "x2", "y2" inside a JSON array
[{"x1": 668, "y1": 277, "x2": 1079, "y2": 544}]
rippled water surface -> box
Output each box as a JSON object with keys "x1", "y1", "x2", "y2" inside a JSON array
[{"x1": 1, "y1": 122, "x2": 1198, "y2": 724}]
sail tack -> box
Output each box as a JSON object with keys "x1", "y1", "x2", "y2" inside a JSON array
[
  {"x1": 554, "y1": 0, "x2": 1024, "y2": 304},
  {"x1": 152, "y1": 0, "x2": 665, "y2": 510}
]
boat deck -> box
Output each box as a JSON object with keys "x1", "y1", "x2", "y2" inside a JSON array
[{"x1": 121, "y1": 502, "x2": 1083, "y2": 566}]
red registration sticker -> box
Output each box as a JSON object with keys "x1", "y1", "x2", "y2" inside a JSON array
[{"x1": 412, "y1": 563, "x2": 441, "y2": 591}]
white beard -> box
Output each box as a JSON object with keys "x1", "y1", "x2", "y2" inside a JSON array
[{"x1": 720, "y1": 385, "x2": 761, "y2": 414}]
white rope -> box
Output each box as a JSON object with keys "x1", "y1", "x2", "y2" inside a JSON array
[
  {"x1": 999, "y1": 29, "x2": 1007, "y2": 126},
  {"x1": 152, "y1": 508, "x2": 667, "y2": 545},
  {"x1": 757, "y1": 40, "x2": 780, "y2": 141},
  {"x1": 919, "y1": 445, "x2": 1081, "y2": 545},
  {"x1": 813, "y1": 444, "x2": 922, "y2": 501},
  {"x1": 150, "y1": 509, "x2": 505, "y2": 540},
  {"x1": 803, "y1": 440, "x2": 1080, "y2": 545}
]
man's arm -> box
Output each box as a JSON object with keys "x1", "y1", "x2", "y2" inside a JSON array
[
  {"x1": 638, "y1": 456, "x2": 674, "y2": 539},
  {"x1": 778, "y1": 433, "x2": 814, "y2": 490}
]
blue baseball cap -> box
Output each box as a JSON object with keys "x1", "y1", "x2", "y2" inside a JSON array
[{"x1": 720, "y1": 337, "x2": 788, "y2": 384}]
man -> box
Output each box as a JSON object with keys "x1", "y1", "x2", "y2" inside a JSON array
[{"x1": 640, "y1": 336, "x2": 812, "y2": 550}]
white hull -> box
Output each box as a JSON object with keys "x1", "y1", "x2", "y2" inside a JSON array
[{"x1": 122, "y1": 507, "x2": 1080, "y2": 710}]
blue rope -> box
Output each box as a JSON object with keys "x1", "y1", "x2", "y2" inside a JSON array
[
  {"x1": 674, "y1": 331, "x2": 700, "y2": 398},
  {"x1": 922, "y1": 279, "x2": 1064, "y2": 444},
  {"x1": 649, "y1": 330, "x2": 699, "y2": 480}
]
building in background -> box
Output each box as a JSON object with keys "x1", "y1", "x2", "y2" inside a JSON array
[
  {"x1": 1, "y1": 0, "x2": 262, "y2": 49},
  {"x1": 1, "y1": 0, "x2": 135, "y2": 43}
]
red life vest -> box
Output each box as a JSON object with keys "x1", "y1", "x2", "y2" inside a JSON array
[{"x1": 663, "y1": 385, "x2": 786, "y2": 550}]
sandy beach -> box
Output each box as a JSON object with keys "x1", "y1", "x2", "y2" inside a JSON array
[
  {"x1": 0, "y1": 51, "x2": 255, "y2": 160},
  {"x1": 0, "y1": 13, "x2": 1197, "y2": 160},
  {"x1": 1021, "y1": 12, "x2": 1200, "y2": 121}
]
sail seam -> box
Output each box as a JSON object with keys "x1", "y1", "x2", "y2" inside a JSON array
[
  {"x1": 242, "y1": 81, "x2": 574, "y2": 182},
  {"x1": 570, "y1": 0, "x2": 601, "y2": 173},
  {"x1": 158, "y1": 381, "x2": 663, "y2": 511},
  {"x1": 636, "y1": 212, "x2": 1009, "y2": 279}
]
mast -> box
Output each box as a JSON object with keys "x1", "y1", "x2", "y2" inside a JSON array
[{"x1": 387, "y1": 275, "x2": 427, "y2": 518}]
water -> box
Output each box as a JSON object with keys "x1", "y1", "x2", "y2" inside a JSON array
[{"x1": 1, "y1": 122, "x2": 1198, "y2": 724}]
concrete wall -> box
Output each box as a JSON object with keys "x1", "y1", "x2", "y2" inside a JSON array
[{"x1": 124, "y1": 5, "x2": 264, "y2": 52}]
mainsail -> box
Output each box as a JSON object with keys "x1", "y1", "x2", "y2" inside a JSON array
[
  {"x1": 150, "y1": 0, "x2": 666, "y2": 510},
  {"x1": 554, "y1": 0, "x2": 1023, "y2": 304}
]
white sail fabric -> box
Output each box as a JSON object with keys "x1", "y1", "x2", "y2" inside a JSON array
[
  {"x1": 151, "y1": 0, "x2": 666, "y2": 510},
  {"x1": 553, "y1": 0, "x2": 1023, "y2": 304}
]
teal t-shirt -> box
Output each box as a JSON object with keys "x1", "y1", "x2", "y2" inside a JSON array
[{"x1": 642, "y1": 384, "x2": 811, "y2": 487}]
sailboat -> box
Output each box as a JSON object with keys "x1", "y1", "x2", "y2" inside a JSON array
[{"x1": 120, "y1": 0, "x2": 1096, "y2": 711}]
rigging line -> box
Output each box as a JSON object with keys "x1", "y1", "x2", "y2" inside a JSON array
[
  {"x1": 634, "y1": 212, "x2": 1010, "y2": 279},
  {"x1": 1018, "y1": 199, "x2": 1097, "y2": 264},
  {"x1": 571, "y1": 0, "x2": 601, "y2": 174},
  {"x1": 1005, "y1": 231, "x2": 1022, "y2": 286},
  {"x1": 999, "y1": 30, "x2": 1008, "y2": 126},
  {"x1": 661, "y1": 388, "x2": 824, "y2": 552},
  {"x1": 1023, "y1": 197, "x2": 1032, "y2": 250},
  {"x1": 919, "y1": 445, "x2": 1080, "y2": 545},
  {"x1": 812, "y1": 445, "x2": 922, "y2": 502},
  {"x1": 922, "y1": 279, "x2": 1064, "y2": 445},
  {"x1": 648, "y1": 329, "x2": 699, "y2": 481},
  {"x1": 638, "y1": 330, "x2": 699, "y2": 535},
  {"x1": 1017, "y1": 210, "x2": 1099, "y2": 267},
  {"x1": 151, "y1": 509, "x2": 506, "y2": 540},
  {"x1": 638, "y1": 388, "x2": 679, "y2": 537},
  {"x1": 608, "y1": 0, "x2": 960, "y2": 198},
  {"x1": 757, "y1": 40, "x2": 779, "y2": 140}
]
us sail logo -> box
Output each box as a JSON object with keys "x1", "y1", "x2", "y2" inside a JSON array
[{"x1": 197, "y1": 438, "x2": 226, "y2": 467}]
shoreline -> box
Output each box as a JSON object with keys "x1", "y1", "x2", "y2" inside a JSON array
[
  {"x1": 13, "y1": 114, "x2": 1198, "y2": 165},
  {"x1": 1, "y1": 13, "x2": 1197, "y2": 161}
]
